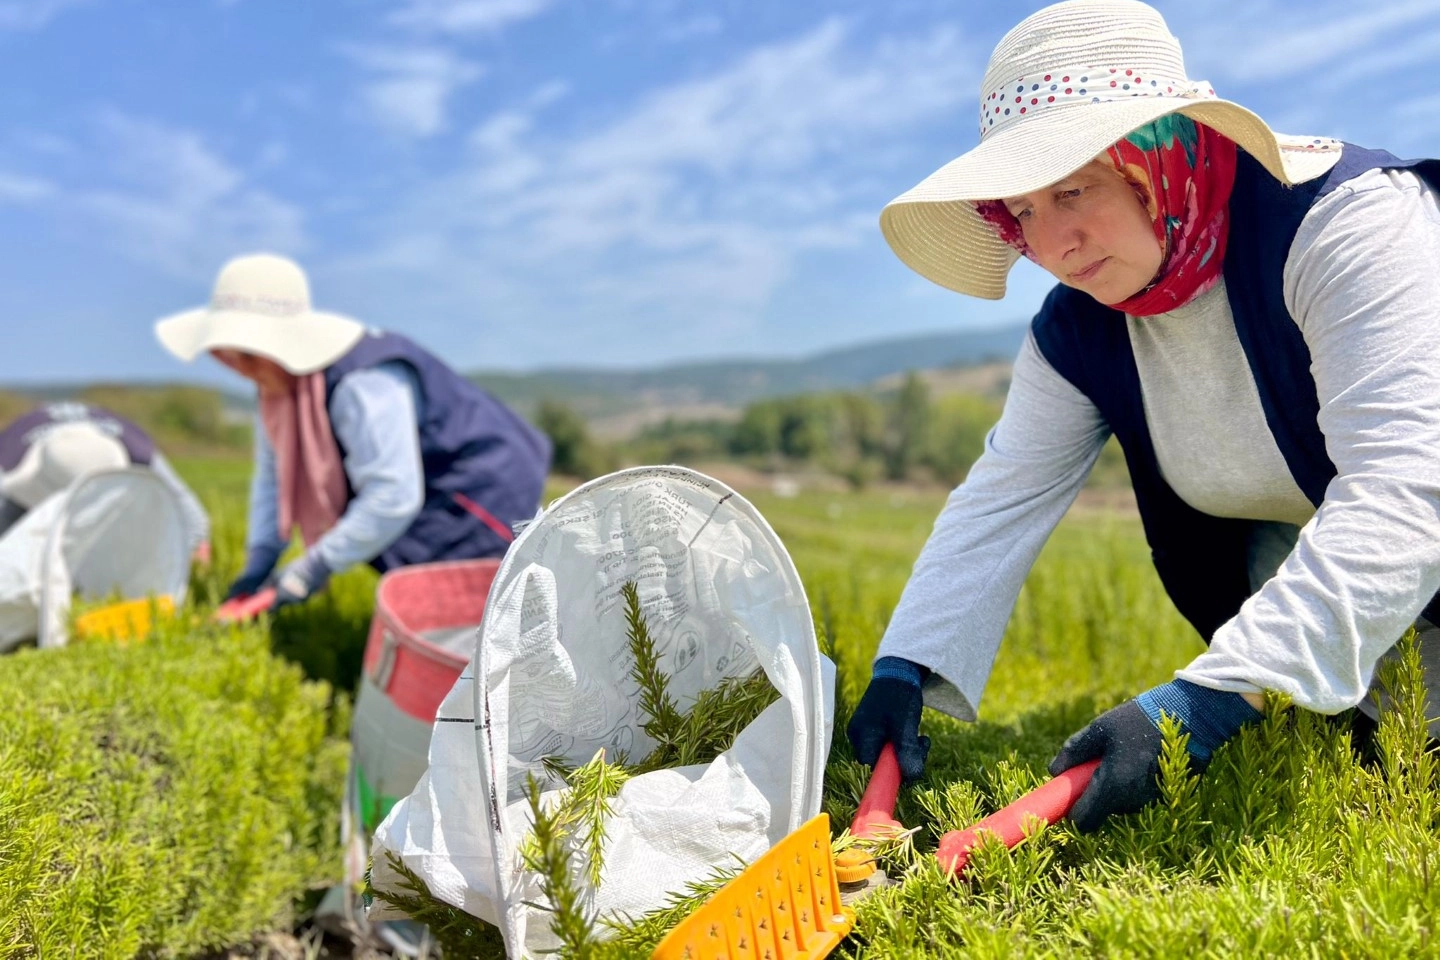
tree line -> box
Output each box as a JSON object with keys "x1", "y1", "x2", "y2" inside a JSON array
[{"x1": 542, "y1": 373, "x2": 1011, "y2": 488}]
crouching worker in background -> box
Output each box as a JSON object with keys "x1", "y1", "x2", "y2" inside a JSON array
[
  {"x1": 154, "y1": 253, "x2": 552, "y2": 614},
  {"x1": 0, "y1": 403, "x2": 211, "y2": 560},
  {"x1": 848, "y1": 0, "x2": 1440, "y2": 834}
]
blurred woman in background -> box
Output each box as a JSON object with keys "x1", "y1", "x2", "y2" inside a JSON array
[
  {"x1": 0, "y1": 402, "x2": 210, "y2": 560},
  {"x1": 154, "y1": 253, "x2": 551, "y2": 612}
]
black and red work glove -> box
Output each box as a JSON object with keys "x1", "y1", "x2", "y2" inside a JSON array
[
  {"x1": 846, "y1": 656, "x2": 932, "y2": 782},
  {"x1": 1051, "y1": 679, "x2": 1261, "y2": 832}
]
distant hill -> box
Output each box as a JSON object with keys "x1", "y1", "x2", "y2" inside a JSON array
[
  {"x1": 3, "y1": 381, "x2": 254, "y2": 415},
  {"x1": 471, "y1": 324, "x2": 1027, "y2": 419},
  {"x1": 0, "y1": 382, "x2": 253, "y2": 457},
  {"x1": 0, "y1": 324, "x2": 1028, "y2": 442}
]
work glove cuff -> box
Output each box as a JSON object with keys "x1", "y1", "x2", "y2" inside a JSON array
[
  {"x1": 275, "y1": 550, "x2": 332, "y2": 606},
  {"x1": 871, "y1": 655, "x2": 929, "y2": 689},
  {"x1": 226, "y1": 543, "x2": 284, "y2": 600},
  {"x1": 1135, "y1": 678, "x2": 1262, "y2": 762}
]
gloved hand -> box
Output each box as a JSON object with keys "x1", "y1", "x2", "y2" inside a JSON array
[
  {"x1": 224, "y1": 564, "x2": 276, "y2": 602},
  {"x1": 1050, "y1": 678, "x2": 1262, "y2": 833},
  {"x1": 846, "y1": 656, "x2": 932, "y2": 782},
  {"x1": 271, "y1": 550, "x2": 332, "y2": 612}
]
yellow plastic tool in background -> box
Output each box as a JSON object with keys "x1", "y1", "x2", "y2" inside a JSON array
[
  {"x1": 73, "y1": 596, "x2": 176, "y2": 644},
  {"x1": 651, "y1": 814, "x2": 854, "y2": 960}
]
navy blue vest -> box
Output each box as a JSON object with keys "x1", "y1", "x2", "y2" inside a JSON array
[
  {"x1": 0, "y1": 403, "x2": 154, "y2": 470},
  {"x1": 324, "y1": 332, "x2": 552, "y2": 573},
  {"x1": 1032, "y1": 144, "x2": 1440, "y2": 640}
]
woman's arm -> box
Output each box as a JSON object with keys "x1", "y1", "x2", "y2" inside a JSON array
[
  {"x1": 877, "y1": 330, "x2": 1110, "y2": 720},
  {"x1": 312, "y1": 363, "x2": 425, "y2": 574},
  {"x1": 242, "y1": 415, "x2": 287, "y2": 575},
  {"x1": 1181, "y1": 168, "x2": 1440, "y2": 712}
]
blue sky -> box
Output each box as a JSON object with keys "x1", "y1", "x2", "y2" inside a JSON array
[{"x1": 1, "y1": 0, "x2": 1437, "y2": 385}]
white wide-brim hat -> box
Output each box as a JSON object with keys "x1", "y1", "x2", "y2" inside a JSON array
[
  {"x1": 0, "y1": 422, "x2": 129, "y2": 509},
  {"x1": 155, "y1": 253, "x2": 365, "y2": 375},
  {"x1": 880, "y1": 0, "x2": 1344, "y2": 299}
]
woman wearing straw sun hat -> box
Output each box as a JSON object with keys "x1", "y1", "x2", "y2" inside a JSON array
[
  {"x1": 155, "y1": 253, "x2": 552, "y2": 614},
  {"x1": 846, "y1": 0, "x2": 1440, "y2": 832}
]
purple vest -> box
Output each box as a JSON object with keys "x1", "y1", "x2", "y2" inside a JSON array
[
  {"x1": 0, "y1": 403, "x2": 155, "y2": 471},
  {"x1": 323, "y1": 332, "x2": 552, "y2": 572}
]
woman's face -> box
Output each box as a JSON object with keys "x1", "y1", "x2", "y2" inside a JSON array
[
  {"x1": 211, "y1": 349, "x2": 294, "y2": 395},
  {"x1": 1000, "y1": 160, "x2": 1164, "y2": 304}
]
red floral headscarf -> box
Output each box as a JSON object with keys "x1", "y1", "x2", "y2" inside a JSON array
[{"x1": 975, "y1": 115, "x2": 1238, "y2": 316}]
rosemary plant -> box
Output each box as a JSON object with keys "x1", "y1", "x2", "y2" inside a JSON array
[{"x1": 621, "y1": 579, "x2": 778, "y2": 774}]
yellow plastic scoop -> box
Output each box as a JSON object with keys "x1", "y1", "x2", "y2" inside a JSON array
[
  {"x1": 73, "y1": 596, "x2": 176, "y2": 644},
  {"x1": 651, "y1": 814, "x2": 854, "y2": 960}
]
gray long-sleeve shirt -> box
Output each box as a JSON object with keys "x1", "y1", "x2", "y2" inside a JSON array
[{"x1": 878, "y1": 167, "x2": 1440, "y2": 721}]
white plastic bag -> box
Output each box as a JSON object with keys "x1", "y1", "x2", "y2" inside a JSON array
[
  {"x1": 0, "y1": 468, "x2": 189, "y2": 651},
  {"x1": 370, "y1": 466, "x2": 834, "y2": 957}
]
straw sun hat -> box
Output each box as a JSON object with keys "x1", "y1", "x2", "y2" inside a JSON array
[
  {"x1": 880, "y1": 0, "x2": 1344, "y2": 299},
  {"x1": 155, "y1": 253, "x2": 365, "y2": 375}
]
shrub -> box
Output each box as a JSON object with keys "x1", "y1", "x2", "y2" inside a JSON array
[
  {"x1": 536, "y1": 400, "x2": 616, "y2": 480},
  {"x1": 0, "y1": 614, "x2": 348, "y2": 957}
]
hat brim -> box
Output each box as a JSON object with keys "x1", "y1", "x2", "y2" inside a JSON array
[
  {"x1": 879, "y1": 97, "x2": 1343, "y2": 299},
  {"x1": 155, "y1": 308, "x2": 366, "y2": 375}
]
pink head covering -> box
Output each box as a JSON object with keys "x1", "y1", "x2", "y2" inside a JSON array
[
  {"x1": 974, "y1": 115, "x2": 1238, "y2": 316},
  {"x1": 259, "y1": 373, "x2": 346, "y2": 546}
]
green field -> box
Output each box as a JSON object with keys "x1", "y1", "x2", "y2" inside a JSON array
[{"x1": 2, "y1": 459, "x2": 1437, "y2": 958}]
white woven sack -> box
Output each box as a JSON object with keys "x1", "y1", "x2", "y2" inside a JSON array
[
  {"x1": 0, "y1": 468, "x2": 188, "y2": 651},
  {"x1": 370, "y1": 466, "x2": 834, "y2": 957}
]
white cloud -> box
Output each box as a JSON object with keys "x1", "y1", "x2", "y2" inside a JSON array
[
  {"x1": 659, "y1": 13, "x2": 722, "y2": 44},
  {"x1": 11, "y1": 130, "x2": 75, "y2": 158},
  {"x1": 565, "y1": 20, "x2": 968, "y2": 179},
  {"x1": 1168, "y1": 0, "x2": 1440, "y2": 86},
  {"x1": 0, "y1": 0, "x2": 95, "y2": 30},
  {"x1": 344, "y1": 44, "x2": 485, "y2": 138},
  {"x1": 1302, "y1": 22, "x2": 1440, "y2": 90},
  {"x1": 0, "y1": 171, "x2": 54, "y2": 202},
  {"x1": 526, "y1": 79, "x2": 569, "y2": 109},
  {"x1": 388, "y1": 0, "x2": 554, "y2": 35},
  {"x1": 255, "y1": 141, "x2": 289, "y2": 172},
  {"x1": 339, "y1": 18, "x2": 982, "y2": 363},
  {"x1": 1227, "y1": 0, "x2": 1440, "y2": 83},
  {"x1": 1146, "y1": 0, "x2": 1440, "y2": 150},
  {"x1": 69, "y1": 112, "x2": 305, "y2": 276}
]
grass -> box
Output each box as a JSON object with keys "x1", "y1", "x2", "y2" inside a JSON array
[{"x1": 5, "y1": 460, "x2": 1439, "y2": 957}]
